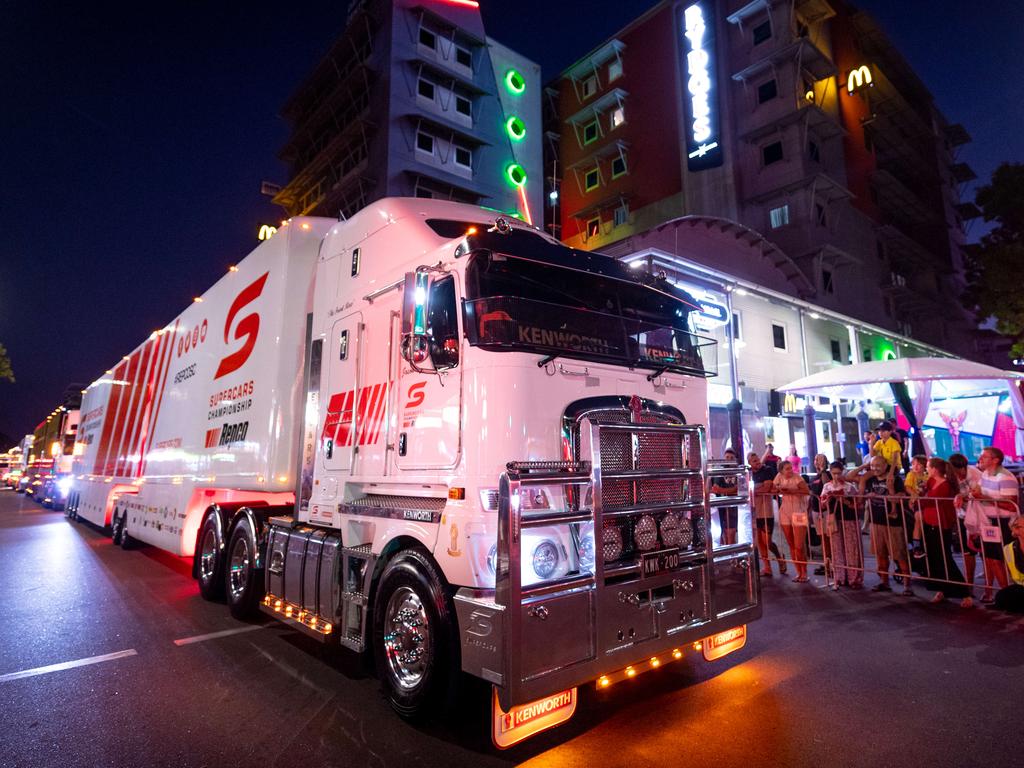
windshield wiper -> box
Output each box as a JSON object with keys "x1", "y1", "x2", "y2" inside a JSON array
[
  {"x1": 537, "y1": 354, "x2": 558, "y2": 368},
  {"x1": 645, "y1": 366, "x2": 670, "y2": 382}
]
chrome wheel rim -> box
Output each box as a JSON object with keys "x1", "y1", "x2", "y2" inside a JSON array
[
  {"x1": 199, "y1": 527, "x2": 218, "y2": 583},
  {"x1": 383, "y1": 586, "x2": 431, "y2": 690},
  {"x1": 228, "y1": 536, "x2": 250, "y2": 601}
]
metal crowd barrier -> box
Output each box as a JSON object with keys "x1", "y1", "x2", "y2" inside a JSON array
[{"x1": 752, "y1": 488, "x2": 1019, "y2": 599}]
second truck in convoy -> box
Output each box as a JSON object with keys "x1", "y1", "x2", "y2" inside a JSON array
[{"x1": 68, "y1": 198, "x2": 760, "y2": 747}]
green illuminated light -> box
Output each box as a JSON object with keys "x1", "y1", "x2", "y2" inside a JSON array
[
  {"x1": 505, "y1": 116, "x2": 526, "y2": 141},
  {"x1": 505, "y1": 69, "x2": 526, "y2": 94},
  {"x1": 505, "y1": 163, "x2": 527, "y2": 188}
]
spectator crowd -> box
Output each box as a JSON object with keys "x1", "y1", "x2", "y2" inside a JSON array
[{"x1": 722, "y1": 422, "x2": 1024, "y2": 615}]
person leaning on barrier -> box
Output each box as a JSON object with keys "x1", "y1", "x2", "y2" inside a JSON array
[
  {"x1": 748, "y1": 452, "x2": 786, "y2": 577},
  {"x1": 711, "y1": 448, "x2": 739, "y2": 546},
  {"x1": 847, "y1": 455, "x2": 913, "y2": 595},
  {"x1": 773, "y1": 459, "x2": 811, "y2": 583},
  {"x1": 822, "y1": 460, "x2": 864, "y2": 590},
  {"x1": 918, "y1": 457, "x2": 972, "y2": 608},
  {"x1": 994, "y1": 515, "x2": 1024, "y2": 613},
  {"x1": 970, "y1": 446, "x2": 1020, "y2": 604},
  {"x1": 946, "y1": 452, "x2": 983, "y2": 595}
]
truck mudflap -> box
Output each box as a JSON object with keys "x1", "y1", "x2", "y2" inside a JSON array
[{"x1": 456, "y1": 418, "x2": 761, "y2": 723}]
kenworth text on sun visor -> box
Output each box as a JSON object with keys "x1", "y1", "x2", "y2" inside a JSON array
[{"x1": 68, "y1": 198, "x2": 760, "y2": 747}]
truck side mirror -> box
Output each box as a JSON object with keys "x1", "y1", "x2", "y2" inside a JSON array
[{"x1": 401, "y1": 270, "x2": 430, "y2": 370}]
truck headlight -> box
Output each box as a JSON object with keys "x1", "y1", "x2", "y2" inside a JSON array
[
  {"x1": 531, "y1": 540, "x2": 561, "y2": 580},
  {"x1": 57, "y1": 477, "x2": 73, "y2": 497}
]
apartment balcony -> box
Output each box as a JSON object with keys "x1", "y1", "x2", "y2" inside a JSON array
[
  {"x1": 869, "y1": 169, "x2": 935, "y2": 226},
  {"x1": 731, "y1": 37, "x2": 836, "y2": 84}
]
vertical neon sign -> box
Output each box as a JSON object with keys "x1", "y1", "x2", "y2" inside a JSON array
[{"x1": 682, "y1": 2, "x2": 723, "y2": 171}]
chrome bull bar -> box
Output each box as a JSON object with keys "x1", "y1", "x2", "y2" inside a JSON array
[{"x1": 456, "y1": 419, "x2": 761, "y2": 711}]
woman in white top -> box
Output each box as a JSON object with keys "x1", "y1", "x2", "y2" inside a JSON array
[{"x1": 773, "y1": 460, "x2": 811, "y2": 582}]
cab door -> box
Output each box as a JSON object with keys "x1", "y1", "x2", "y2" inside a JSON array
[
  {"x1": 320, "y1": 312, "x2": 364, "y2": 488},
  {"x1": 395, "y1": 274, "x2": 463, "y2": 471}
]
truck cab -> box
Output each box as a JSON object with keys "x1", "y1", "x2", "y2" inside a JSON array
[{"x1": 246, "y1": 199, "x2": 760, "y2": 744}]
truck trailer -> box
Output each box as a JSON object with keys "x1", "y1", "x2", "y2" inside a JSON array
[{"x1": 68, "y1": 198, "x2": 760, "y2": 747}]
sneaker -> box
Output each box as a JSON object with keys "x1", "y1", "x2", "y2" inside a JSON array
[
  {"x1": 831, "y1": 584, "x2": 840, "y2": 592},
  {"x1": 901, "y1": 587, "x2": 914, "y2": 597},
  {"x1": 930, "y1": 592, "x2": 945, "y2": 604},
  {"x1": 872, "y1": 583, "x2": 892, "y2": 593},
  {"x1": 776, "y1": 558, "x2": 788, "y2": 575},
  {"x1": 911, "y1": 546, "x2": 926, "y2": 560}
]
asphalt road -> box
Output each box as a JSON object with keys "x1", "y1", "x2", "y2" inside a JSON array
[{"x1": 1, "y1": 489, "x2": 1021, "y2": 768}]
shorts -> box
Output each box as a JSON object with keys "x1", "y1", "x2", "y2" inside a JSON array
[
  {"x1": 871, "y1": 521, "x2": 908, "y2": 563},
  {"x1": 980, "y1": 517, "x2": 1013, "y2": 560},
  {"x1": 755, "y1": 517, "x2": 775, "y2": 535},
  {"x1": 718, "y1": 507, "x2": 738, "y2": 529}
]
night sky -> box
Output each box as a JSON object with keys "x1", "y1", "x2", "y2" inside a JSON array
[{"x1": 2, "y1": 1, "x2": 1022, "y2": 447}]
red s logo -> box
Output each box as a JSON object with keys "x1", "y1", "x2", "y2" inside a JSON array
[
  {"x1": 214, "y1": 272, "x2": 269, "y2": 380},
  {"x1": 407, "y1": 382, "x2": 426, "y2": 409}
]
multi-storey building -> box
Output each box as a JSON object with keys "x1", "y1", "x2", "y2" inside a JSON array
[
  {"x1": 272, "y1": 0, "x2": 542, "y2": 225},
  {"x1": 544, "y1": 0, "x2": 987, "y2": 458}
]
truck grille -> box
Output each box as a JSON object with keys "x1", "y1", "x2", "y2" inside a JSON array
[{"x1": 565, "y1": 400, "x2": 705, "y2": 571}]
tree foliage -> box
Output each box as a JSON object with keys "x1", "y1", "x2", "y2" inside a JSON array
[
  {"x1": 0, "y1": 343, "x2": 13, "y2": 383},
  {"x1": 963, "y1": 162, "x2": 1024, "y2": 360}
]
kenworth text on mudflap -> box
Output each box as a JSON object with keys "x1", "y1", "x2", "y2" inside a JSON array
[{"x1": 67, "y1": 198, "x2": 761, "y2": 748}]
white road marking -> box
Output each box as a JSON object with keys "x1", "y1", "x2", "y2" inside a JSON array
[
  {"x1": 173, "y1": 624, "x2": 267, "y2": 646},
  {"x1": 0, "y1": 649, "x2": 138, "y2": 683}
]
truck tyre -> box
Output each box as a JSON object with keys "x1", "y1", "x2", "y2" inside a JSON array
[
  {"x1": 111, "y1": 510, "x2": 125, "y2": 546},
  {"x1": 196, "y1": 514, "x2": 225, "y2": 601},
  {"x1": 120, "y1": 515, "x2": 137, "y2": 550},
  {"x1": 225, "y1": 517, "x2": 262, "y2": 619},
  {"x1": 372, "y1": 549, "x2": 458, "y2": 720}
]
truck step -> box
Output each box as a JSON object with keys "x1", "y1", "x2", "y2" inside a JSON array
[
  {"x1": 341, "y1": 590, "x2": 367, "y2": 607},
  {"x1": 339, "y1": 632, "x2": 365, "y2": 653}
]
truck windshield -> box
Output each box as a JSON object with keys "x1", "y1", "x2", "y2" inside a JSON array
[{"x1": 462, "y1": 249, "x2": 716, "y2": 377}]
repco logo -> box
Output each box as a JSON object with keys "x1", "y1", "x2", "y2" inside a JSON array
[{"x1": 214, "y1": 272, "x2": 269, "y2": 380}]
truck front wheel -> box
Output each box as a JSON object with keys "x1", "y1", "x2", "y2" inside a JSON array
[
  {"x1": 225, "y1": 517, "x2": 262, "y2": 619},
  {"x1": 372, "y1": 549, "x2": 457, "y2": 720}
]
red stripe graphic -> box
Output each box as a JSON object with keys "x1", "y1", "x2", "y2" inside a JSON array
[
  {"x1": 92, "y1": 360, "x2": 128, "y2": 474},
  {"x1": 370, "y1": 383, "x2": 390, "y2": 445},
  {"x1": 127, "y1": 332, "x2": 165, "y2": 477},
  {"x1": 138, "y1": 319, "x2": 179, "y2": 476},
  {"x1": 334, "y1": 391, "x2": 356, "y2": 448},
  {"x1": 106, "y1": 349, "x2": 143, "y2": 476},
  {"x1": 349, "y1": 386, "x2": 375, "y2": 448},
  {"x1": 115, "y1": 340, "x2": 154, "y2": 476},
  {"x1": 321, "y1": 391, "x2": 348, "y2": 444},
  {"x1": 357, "y1": 384, "x2": 383, "y2": 446}
]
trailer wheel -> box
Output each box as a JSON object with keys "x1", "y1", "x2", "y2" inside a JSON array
[
  {"x1": 196, "y1": 514, "x2": 225, "y2": 601},
  {"x1": 372, "y1": 549, "x2": 457, "y2": 720},
  {"x1": 225, "y1": 517, "x2": 262, "y2": 619},
  {"x1": 111, "y1": 510, "x2": 125, "y2": 546}
]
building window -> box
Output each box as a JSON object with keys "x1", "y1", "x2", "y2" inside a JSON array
[
  {"x1": 611, "y1": 155, "x2": 627, "y2": 178},
  {"x1": 416, "y1": 131, "x2": 434, "y2": 155},
  {"x1": 608, "y1": 59, "x2": 623, "y2": 81},
  {"x1": 455, "y1": 45, "x2": 472, "y2": 69},
  {"x1": 772, "y1": 323, "x2": 787, "y2": 350},
  {"x1": 762, "y1": 141, "x2": 784, "y2": 166},
  {"x1": 419, "y1": 27, "x2": 436, "y2": 49},
  {"x1": 731, "y1": 310, "x2": 742, "y2": 341},
  {"x1": 455, "y1": 95, "x2": 472, "y2": 117},
  {"x1": 815, "y1": 202, "x2": 827, "y2": 226},
  {"x1": 752, "y1": 20, "x2": 772, "y2": 45},
  {"x1": 611, "y1": 107, "x2": 625, "y2": 129},
  {"x1": 757, "y1": 79, "x2": 778, "y2": 104},
  {"x1": 822, "y1": 268, "x2": 834, "y2": 294},
  {"x1": 808, "y1": 140, "x2": 820, "y2": 163},
  {"x1": 581, "y1": 74, "x2": 598, "y2": 99},
  {"x1": 769, "y1": 204, "x2": 789, "y2": 229},
  {"x1": 417, "y1": 78, "x2": 435, "y2": 101},
  {"x1": 586, "y1": 216, "x2": 601, "y2": 238},
  {"x1": 830, "y1": 338, "x2": 842, "y2": 362},
  {"x1": 584, "y1": 167, "x2": 600, "y2": 192},
  {"x1": 613, "y1": 206, "x2": 628, "y2": 227},
  {"x1": 583, "y1": 120, "x2": 599, "y2": 145},
  {"x1": 454, "y1": 145, "x2": 472, "y2": 169}
]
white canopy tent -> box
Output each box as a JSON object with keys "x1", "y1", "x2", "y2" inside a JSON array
[{"x1": 779, "y1": 357, "x2": 1024, "y2": 459}]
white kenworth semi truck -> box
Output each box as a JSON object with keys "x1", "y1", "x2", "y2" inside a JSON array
[{"x1": 68, "y1": 198, "x2": 760, "y2": 747}]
